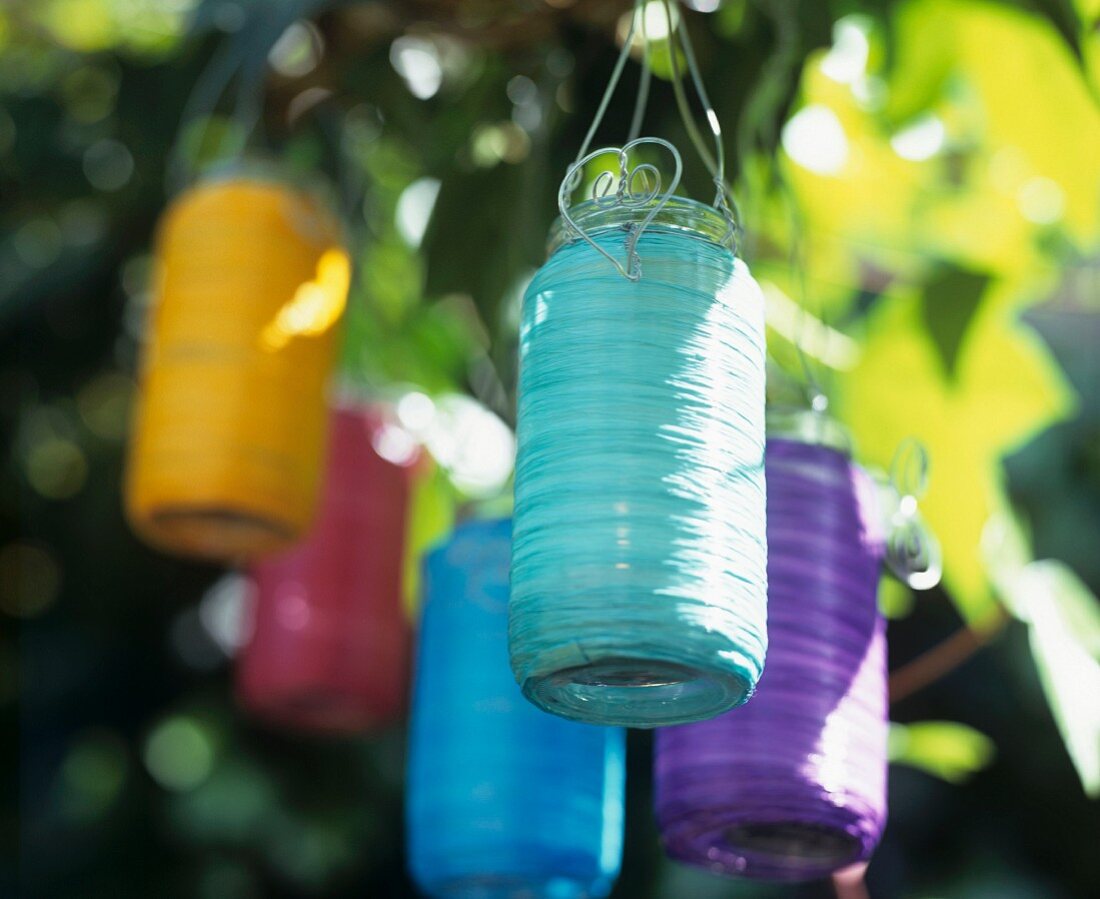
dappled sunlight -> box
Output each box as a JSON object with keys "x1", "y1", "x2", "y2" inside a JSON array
[{"x1": 259, "y1": 248, "x2": 351, "y2": 352}]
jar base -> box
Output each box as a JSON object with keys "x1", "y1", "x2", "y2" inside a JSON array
[
  {"x1": 145, "y1": 506, "x2": 296, "y2": 560},
  {"x1": 418, "y1": 872, "x2": 608, "y2": 899},
  {"x1": 662, "y1": 817, "x2": 864, "y2": 882},
  {"x1": 521, "y1": 657, "x2": 750, "y2": 728},
  {"x1": 239, "y1": 684, "x2": 391, "y2": 734},
  {"x1": 721, "y1": 821, "x2": 862, "y2": 878}
]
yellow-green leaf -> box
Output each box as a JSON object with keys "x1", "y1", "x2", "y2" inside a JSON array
[
  {"x1": 836, "y1": 285, "x2": 1074, "y2": 625},
  {"x1": 1000, "y1": 560, "x2": 1100, "y2": 796},
  {"x1": 888, "y1": 720, "x2": 996, "y2": 783},
  {"x1": 402, "y1": 460, "x2": 456, "y2": 620}
]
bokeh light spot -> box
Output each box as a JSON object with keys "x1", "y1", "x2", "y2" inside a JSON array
[
  {"x1": 60, "y1": 64, "x2": 119, "y2": 124},
  {"x1": 0, "y1": 542, "x2": 62, "y2": 618},
  {"x1": 268, "y1": 21, "x2": 324, "y2": 78},
  {"x1": 143, "y1": 716, "x2": 215, "y2": 792},
  {"x1": 891, "y1": 115, "x2": 946, "y2": 162},
  {"x1": 820, "y1": 16, "x2": 870, "y2": 85},
  {"x1": 83, "y1": 138, "x2": 134, "y2": 192},
  {"x1": 781, "y1": 104, "x2": 849, "y2": 175},
  {"x1": 471, "y1": 122, "x2": 530, "y2": 166},
  {"x1": 396, "y1": 177, "x2": 441, "y2": 248},
  {"x1": 58, "y1": 728, "x2": 128, "y2": 821},
  {"x1": 1018, "y1": 176, "x2": 1065, "y2": 225},
  {"x1": 25, "y1": 438, "x2": 87, "y2": 500},
  {"x1": 14, "y1": 217, "x2": 63, "y2": 269},
  {"x1": 77, "y1": 371, "x2": 133, "y2": 440},
  {"x1": 390, "y1": 36, "x2": 443, "y2": 100},
  {"x1": 41, "y1": 0, "x2": 116, "y2": 52}
]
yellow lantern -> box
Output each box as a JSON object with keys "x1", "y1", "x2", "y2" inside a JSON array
[{"x1": 125, "y1": 174, "x2": 350, "y2": 561}]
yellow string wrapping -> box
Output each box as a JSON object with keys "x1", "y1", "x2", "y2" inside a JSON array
[{"x1": 126, "y1": 175, "x2": 350, "y2": 561}]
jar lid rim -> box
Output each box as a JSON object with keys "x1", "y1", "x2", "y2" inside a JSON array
[{"x1": 548, "y1": 196, "x2": 735, "y2": 256}]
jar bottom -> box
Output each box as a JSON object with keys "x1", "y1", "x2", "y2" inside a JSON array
[
  {"x1": 521, "y1": 658, "x2": 751, "y2": 728},
  {"x1": 239, "y1": 684, "x2": 381, "y2": 734},
  {"x1": 419, "y1": 872, "x2": 607, "y2": 899},
  {"x1": 722, "y1": 822, "x2": 861, "y2": 876},
  {"x1": 147, "y1": 505, "x2": 296, "y2": 559},
  {"x1": 662, "y1": 815, "x2": 865, "y2": 882}
]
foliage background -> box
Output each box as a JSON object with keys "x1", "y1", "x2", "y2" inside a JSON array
[{"x1": 3, "y1": 0, "x2": 1098, "y2": 896}]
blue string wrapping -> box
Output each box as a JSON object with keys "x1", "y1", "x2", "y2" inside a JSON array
[
  {"x1": 406, "y1": 518, "x2": 626, "y2": 899},
  {"x1": 509, "y1": 200, "x2": 768, "y2": 728}
]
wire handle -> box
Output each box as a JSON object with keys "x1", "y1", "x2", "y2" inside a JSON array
[
  {"x1": 559, "y1": 138, "x2": 683, "y2": 281},
  {"x1": 167, "y1": 0, "x2": 326, "y2": 194},
  {"x1": 563, "y1": 0, "x2": 740, "y2": 279}
]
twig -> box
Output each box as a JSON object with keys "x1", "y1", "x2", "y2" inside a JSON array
[{"x1": 889, "y1": 610, "x2": 1009, "y2": 703}]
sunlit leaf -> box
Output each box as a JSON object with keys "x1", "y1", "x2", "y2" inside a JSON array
[
  {"x1": 402, "y1": 460, "x2": 456, "y2": 620},
  {"x1": 882, "y1": 0, "x2": 958, "y2": 124},
  {"x1": 837, "y1": 285, "x2": 1074, "y2": 625},
  {"x1": 879, "y1": 576, "x2": 916, "y2": 619},
  {"x1": 888, "y1": 1, "x2": 1100, "y2": 244},
  {"x1": 1002, "y1": 560, "x2": 1100, "y2": 795},
  {"x1": 889, "y1": 720, "x2": 996, "y2": 782},
  {"x1": 785, "y1": 0, "x2": 1100, "y2": 306},
  {"x1": 919, "y1": 265, "x2": 989, "y2": 379},
  {"x1": 783, "y1": 67, "x2": 931, "y2": 288}
]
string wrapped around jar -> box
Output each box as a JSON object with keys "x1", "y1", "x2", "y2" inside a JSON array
[
  {"x1": 509, "y1": 195, "x2": 768, "y2": 728},
  {"x1": 407, "y1": 518, "x2": 625, "y2": 899},
  {"x1": 125, "y1": 172, "x2": 349, "y2": 561},
  {"x1": 235, "y1": 400, "x2": 418, "y2": 733},
  {"x1": 654, "y1": 414, "x2": 889, "y2": 880}
]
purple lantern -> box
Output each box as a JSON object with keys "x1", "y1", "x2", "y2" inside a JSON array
[{"x1": 655, "y1": 416, "x2": 890, "y2": 881}]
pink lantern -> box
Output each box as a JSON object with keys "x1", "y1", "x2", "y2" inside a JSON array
[{"x1": 236, "y1": 400, "x2": 420, "y2": 732}]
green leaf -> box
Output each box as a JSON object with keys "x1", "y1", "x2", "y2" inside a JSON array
[
  {"x1": 1026, "y1": 0, "x2": 1087, "y2": 61},
  {"x1": 837, "y1": 286, "x2": 1074, "y2": 625},
  {"x1": 920, "y1": 265, "x2": 989, "y2": 380},
  {"x1": 1008, "y1": 560, "x2": 1100, "y2": 796},
  {"x1": 889, "y1": 720, "x2": 996, "y2": 783},
  {"x1": 402, "y1": 461, "x2": 456, "y2": 620},
  {"x1": 714, "y1": 0, "x2": 750, "y2": 37},
  {"x1": 882, "y1": 0, "x2": 958, "y2": 125},
  {"x1": 878, "y1": 576, "x2": 916, "y2": 619},
  {"x1": 422, "y1": 163, "x2": 539, "y2": 336}
]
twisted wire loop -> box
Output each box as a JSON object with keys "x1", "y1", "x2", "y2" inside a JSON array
[
  {"x1": 509, "y1": 209, "x2": 768, "y2": 729},
  {"x1": 406, "y1": 519, "x2": 626, "y2": 899},
  {"x1": 881, "y1": 437, "x2": 942, "y2": 591},
  {"x1": 559, "y1": 137, "x2": 684, "y2": 281},
  {"x1": 654, "y1": 436, "x2": 890, "y2": 881}
]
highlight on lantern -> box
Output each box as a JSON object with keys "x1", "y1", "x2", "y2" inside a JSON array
[{"x1": 259, "y1": 248, "x2": 350, "y2": 352}]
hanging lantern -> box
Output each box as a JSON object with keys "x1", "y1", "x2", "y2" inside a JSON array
[
  {"x1": 235, "y1": 400, "x2": 419, "y2": 732},
  {"x1": 125, "y1": 174, "x2": 350, "y2": 561},
  {"x1": 507, "y1": 0, "x2": 768, "y2": 729},
  {"x1": 654, "y1": 413, "x2": 892, "y2": 881},
  {"x1": 407, "y1": 518, "x2": 626, "y2": 898},
  {"x1": 508, "y1": 180, "x2": 768, "y2": 727}
]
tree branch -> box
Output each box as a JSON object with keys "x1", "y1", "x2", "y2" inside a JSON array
[{"x1": 889, "y1": 609, "x2": 1009, "y2": 703}]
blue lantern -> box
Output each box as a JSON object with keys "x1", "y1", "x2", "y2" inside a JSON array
[{"x1": 406, "y1": 518, "x2": 626, "y2": 898}]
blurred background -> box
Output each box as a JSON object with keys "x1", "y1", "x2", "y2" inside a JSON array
[{"x1": 3, "y1": 0, "x2": 1098, "y2": 896}]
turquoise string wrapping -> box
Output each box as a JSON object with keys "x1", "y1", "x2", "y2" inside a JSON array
[{"x1": 509, "y1": 200, "x2": 768, "y2": 728}]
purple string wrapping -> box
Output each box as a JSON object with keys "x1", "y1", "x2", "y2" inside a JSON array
[{"x1": 654, "y1": 437, "x2": 889, "y2": 881}]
